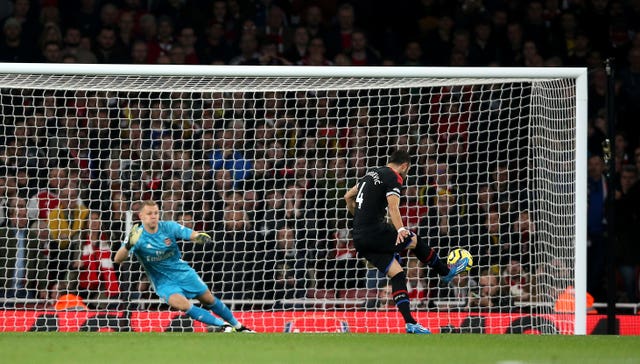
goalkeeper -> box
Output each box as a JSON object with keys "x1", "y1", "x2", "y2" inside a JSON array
[{"x1": 114, "y1": 200, "x2": 254, "y2": 332}]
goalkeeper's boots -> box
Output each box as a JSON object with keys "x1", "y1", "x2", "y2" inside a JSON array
[
  {"x1": 236, "y1": 325, "x2": 256, "y2": 333},
  {"x1": 406, "y1": 323, "x2": 431, "y2": 334},
  {"x1": 442, "y1": 257, "x2": 470, "y2": 284},
  {"x1": 209, "y1": 324, "x2": 235, "y2": 333}
]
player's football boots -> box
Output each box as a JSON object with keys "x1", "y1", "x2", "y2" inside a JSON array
[
  {"x1": 405, "y1": 323, "x2": 432, "y2": 334},
  {"x1": 236, "y1": 325, "x2": 256, "y2": 333},
  {"x1": 209, "y1": 324, "x2": 235, "y2": 333},
  {"x1": 442, "y1": 257, "x2": 470, "y2": 284}
]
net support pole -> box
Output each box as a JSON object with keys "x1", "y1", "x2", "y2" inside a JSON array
[{"x1": 574, "y1": 68, "x2": 588, "y2": 335}]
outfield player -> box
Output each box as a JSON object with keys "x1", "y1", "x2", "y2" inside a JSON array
[
  {"x1": 344, "y1": 150, "x2": 469, "y2": 334},
  {"x1": 114, "y1": 200, "x2": 254, "y2": 332}
]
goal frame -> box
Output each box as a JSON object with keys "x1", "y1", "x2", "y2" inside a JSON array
[{"x1": 0, "y1": 63, "x2": 588, "y2": 334}]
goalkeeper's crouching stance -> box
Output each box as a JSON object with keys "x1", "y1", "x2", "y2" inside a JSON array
[{"x1": 114, "y1": 200, "x2": 254, "y2": 333}]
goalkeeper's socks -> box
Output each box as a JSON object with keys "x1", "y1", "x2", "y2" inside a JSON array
[
  {"x1": 390, "y1": 272, "x2": 417, "y2": 325},
  {"x1": 206, "y1": 297, "x2": 240, "y2": 327},
  {"x1": 186, "y1": 304, "x2": 226, "y2": 327},
  {"x1": 413, "y1": 242, "x2": 449, "y2": 276}
]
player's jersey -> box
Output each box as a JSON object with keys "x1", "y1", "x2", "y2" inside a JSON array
[
  {"x1": 353, "y1": 166, "x2": 404, "y2": 232},
  {"x1": 125, "y1": 221, "x2": 194, "y2": 286}
]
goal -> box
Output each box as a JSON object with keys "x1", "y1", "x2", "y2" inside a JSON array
[{"x1": 0, "y1": 64, "x2": 587, "y2": 334}]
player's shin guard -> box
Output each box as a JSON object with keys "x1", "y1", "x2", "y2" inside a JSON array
[
  {"x1": 206, "y1": 297, "x2": 240, "y2": 328},
  {"x1": 390, "y1": 272, "x2": 417, "y2": 325},
  {"x1": 186, "y1": 304, "x2": 226, "y2": 327},
  {"x1": 413, "y1": 241, "x2": 449, "y2": 276}
]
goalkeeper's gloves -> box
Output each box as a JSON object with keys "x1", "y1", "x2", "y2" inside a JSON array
[
  {"x1": 194, "y1": 232, "x2": 212, "y2": 244},
  {"x1": 125, "y1": 223, "x2": 143, "y2": 250}
]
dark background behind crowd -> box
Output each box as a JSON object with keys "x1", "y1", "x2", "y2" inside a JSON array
[{"x1": 0, "y1": 0, "x2": 639, "y2": 312}]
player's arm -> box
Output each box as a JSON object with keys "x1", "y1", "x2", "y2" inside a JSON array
[
  {"x1": 114, "y1": 223, "x2": 143, "y2": 264},
  {"x1": 114, "y1": 246, "x2": 129, "y2": 264},
  {"x1": 387, "y1": 194, "x2": 410, "y2": 245},
  {"x1": 344, "y1": 184, "x2": 359, "y2": 215}
]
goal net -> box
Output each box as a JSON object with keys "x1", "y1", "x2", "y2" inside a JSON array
[{"x1": 0, "y1": 64, "x2": 587, "y2": 334}]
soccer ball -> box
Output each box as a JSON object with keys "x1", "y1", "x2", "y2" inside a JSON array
[{"x1": 447, "y1": 248, "x2": 473, "y2": 271}]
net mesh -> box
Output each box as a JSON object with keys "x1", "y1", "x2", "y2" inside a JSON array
[{"x1": 0, "y1": 70, "x2": 579, "y2": 333}]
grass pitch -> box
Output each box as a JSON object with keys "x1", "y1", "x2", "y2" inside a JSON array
[{"x1": 1, "y1": 332, "x2": 638, "y2": 364}]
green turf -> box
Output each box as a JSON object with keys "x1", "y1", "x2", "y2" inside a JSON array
[{"x1": 1, "y1": 333, "x2": 639, "y2": 364}]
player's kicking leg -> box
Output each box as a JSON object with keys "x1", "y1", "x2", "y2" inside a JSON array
[
  {"x1": 408, "y1": 239, "x2": 469, "y2": 284},
  {"x1": 442, "y1": 257, "x2": 470, "y2": 284}
]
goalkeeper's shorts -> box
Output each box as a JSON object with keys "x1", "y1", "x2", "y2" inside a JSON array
[{"x1": 154, "y1": 270, "x2": 209, "y2": 302}]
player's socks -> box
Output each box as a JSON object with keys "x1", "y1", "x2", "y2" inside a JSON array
[
  {"x1": 206, "y1": 297, "x2": 240, "y2": 327},
  {"x1": 390, "y1": 272, "x2": 417, "y2": 325},
  {"x1": 413, "y1": 242, "x2": 449, "y2": 276},
  {"x1": 186, "y1": 304, "x2": 226, "y2": 327}
]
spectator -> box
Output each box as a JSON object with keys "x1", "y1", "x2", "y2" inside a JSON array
[
  {"x1": 587, "y1": 154, "x2": 607, "y2": 301},
  {"x1": 468, "y1": 19, "x2": 498, "y2": 66},
  {"x1": 46, "y1": 183, "x2": 89, "y2": 289},
  {"x1": 501, "y1": 260, "x2": 531, "y2": 304},
  {"x1": 116, "y1": 10, "x2": 136, "y2": 51},
  {"x1": 349, "y1": 30, "x2": 380, "y2": 66},
  {"x1": 500, "y1": 22, "x2": 524, "y2": 66},
  {"x1": 41, "y1": 40, "x2": 62, "y2": 62},
  {"x1": 406, "y1": 257, "x2": 427, "y2": 307},
  {"x1": 509, "y1": 210, "x2": 535, "y2": 271},
  {"x1": 258, "y1": 41, "x2": 292, "y2": 65},
  {"x1": 303, "y1": 5, "x2": 326, "y2": 40},
  {"x1": 65, "y1": 0, "x2": 100, "y2": 38},
  {"x1": 261, "y1": 5, "x2": 290, "y2": 55},
  {"x1": 61, "y1": 26, "x2": 97, "y2": 63},
  {"x1": 283, "y1": 26, "x2": 309, "y2": 64},
  {"x1": 299, "y1": 36, "x2": 332, "y2": 65},
  {"x1": 229, "y1": 33, "x2": 261, "y2": 65},
  {"x1": 0, "y1": 17, "x2": 32, "y2": 62},
  {"x1": 76, "y1": 211, "x2": 120, "y2": 303},
  {"x1": 27, "y1": 166, "x2": 67, "y2": 221},
  {"x1": 138, "y1": 13, "x2": 156, "y2": 43},
  {"x1": 400, "y1": 40, "x2": 425, "y2": 66},
  {"x1": 418, "y1": 190, "x2": 471, "y2": 259},
  {"x1": 468, "y1": 269, "x2": 511, "y2": 308},
  {"x1": 262, "y1": 225, "x2": 306, "y2": 304},
  {"x1": 128, "y1": 39, "x2": 149, "y2": 64},
  {"x1": 614, "y1": 165, "x2": 640, "y2": 302},
  {"x1": 210, "y1": 0, "x2": 238, "y2": 44},
  {"x1": 0, "y1": 197, "x2": 32, "y2": 298},
  {"x1": 522, "y1": 40, "x2": 544, "y2": 67},
  {"x1": 422, "y1": 14, "x2": 454, "y2": 65},
  {"x1": 93, "y1": 26, "x2": 127, "y2": 63},
  {"x1": 325, "y1": 3, "x2": 356, "y2": 58},
  {"x1": 197, "y1": 22, "x2": 234, "y2": 64},
  {"x1": 618, "y1": 46, "x2": 640, "y2": 141},
  {"x1": 147, "y1": 15, "x2": 174, "y2": 63},
  {"x1": 176, "y1": 26, "x2": 199, "y2": 64},
  {"x1": 522, "y1": 1, "x2": 550, "y2": 56},
  {"x1": 2, "y1": 0, "x2": 40, "y2": 45},
  {"x1": 98, "y1": 2, "x2": 119, "y2": 29},
  {"x1": 211, "y1": 198, "x2": 256, "y2": 301},
  {"x1": 210, "y1": 124, "x2": 253, "y2": 189}
]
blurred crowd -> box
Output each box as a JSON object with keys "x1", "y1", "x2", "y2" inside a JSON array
[{"x1": 0, "y1": 0, "x2": 639, "y2": 312}]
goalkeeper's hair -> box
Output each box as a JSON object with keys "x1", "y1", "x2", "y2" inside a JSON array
[
  {"x1": 138, "y1": 200, "x2": 158, "y2": 211},
  {"x1": 389, "y1": 150, "x2": 411, "y2": 165}
]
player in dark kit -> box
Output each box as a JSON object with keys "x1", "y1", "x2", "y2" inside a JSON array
[{"x1": 344, "y1": 150, "x2": 469, "y2": 334}]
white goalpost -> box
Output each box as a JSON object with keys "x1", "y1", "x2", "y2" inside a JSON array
[{"x1": 0, "y1": 64, "x2": 587, "y2": 334}]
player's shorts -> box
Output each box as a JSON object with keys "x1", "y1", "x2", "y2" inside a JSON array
[
  {"x1": 153, "y1": 269, "x2": 209, "y2": 303},
  {"x1": 352, "y1": 223, "x2": 411, "y2": 274}
]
